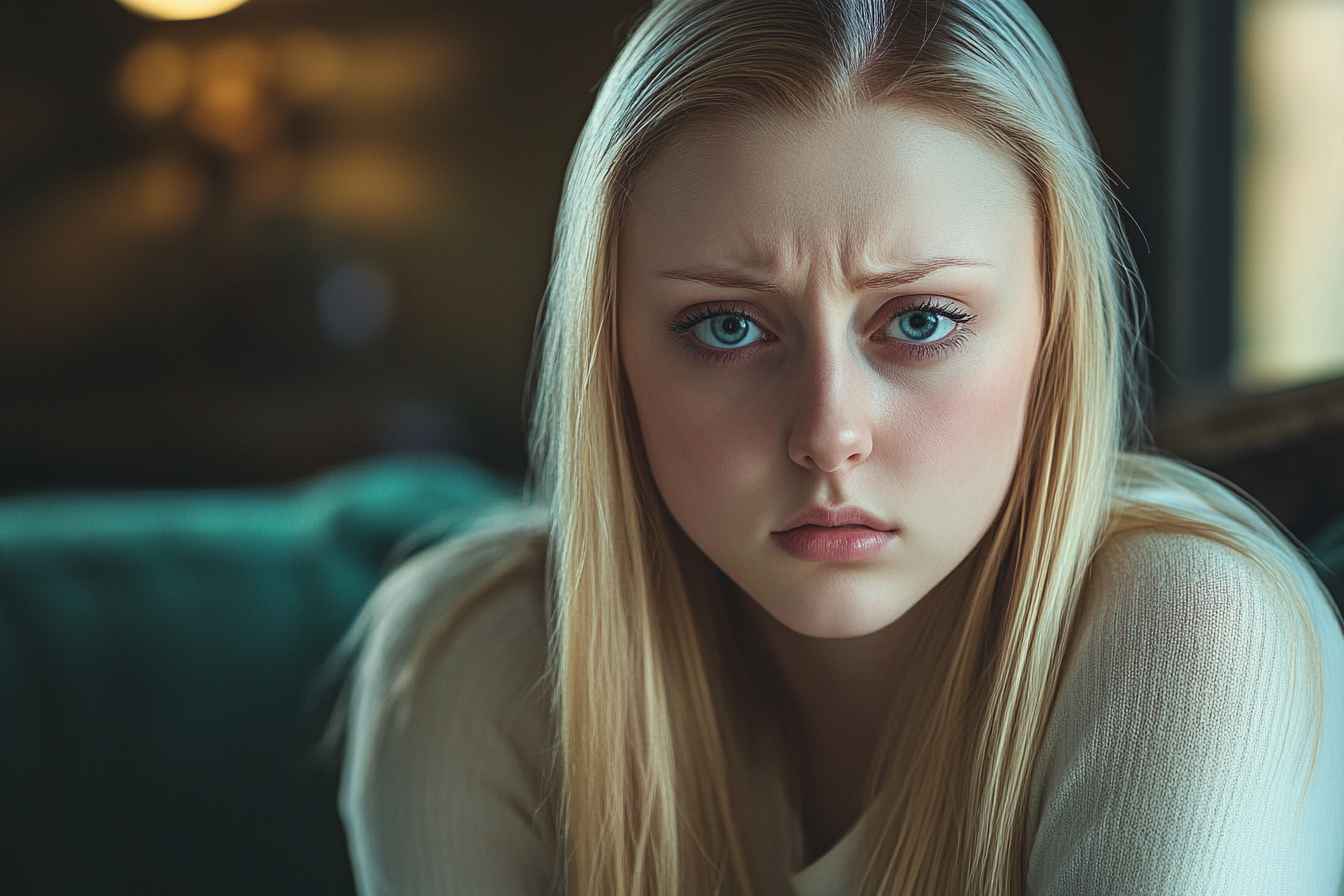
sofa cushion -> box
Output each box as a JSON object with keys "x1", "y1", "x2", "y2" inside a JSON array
[{"x1": 0, "y1": 455, "x2": 515, "y2": 896}]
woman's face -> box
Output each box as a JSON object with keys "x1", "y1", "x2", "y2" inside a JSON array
[{"x1": 618, "y1": 104, "x2": 1043, "y2": 639}]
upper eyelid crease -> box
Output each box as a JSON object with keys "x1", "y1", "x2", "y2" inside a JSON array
[
  {"x1": 885, "y1": 297, "x2": 976, "y2": 319},
  {"x1": 873, "y1": 298, "x2": 976, "y2": 335},
  {"x1": 667, "y1": 304, "x2": 771, "y2": 334}
]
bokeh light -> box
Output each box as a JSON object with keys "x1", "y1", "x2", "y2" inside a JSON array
[
  {"x1": 3, "y1": 1, "x2": 614, "y2": 491},
  {"x1": 128, "y1": 154, "x2": 210, "y2": 230},
  {"x1": 118, "y1": 41, "x2": 191, "y2": 120},
  {"x1": 302, "y1": 145, "x2": 441, "y2": 227},
  {"x1": 275, "y1": 31, "x2": 346, "y2": 104},
  {"x1": 115, "y1": 0, "x2": 251, "y2": 22},
  {"x1": 341, "y1": 36, "x2": 455, "y2": 109},
  {"x1": 188, "y1": 38, "x2": 273, "y2": 156}
]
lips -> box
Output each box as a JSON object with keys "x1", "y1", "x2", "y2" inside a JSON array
[{"x1": 770, "y1": 505, "x2": 897, "y2": 563}]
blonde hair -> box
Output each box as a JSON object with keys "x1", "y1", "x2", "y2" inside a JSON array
[
  {"x1": 345, "y1": 1, "x2": 1328, "y2": 893},
  {"x1": 526, "y1": 1, "x2": 1329, "y2": 893}
]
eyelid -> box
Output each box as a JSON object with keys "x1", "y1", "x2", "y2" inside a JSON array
[
  {"x1": 665, "y1": 297, "x2": 976, "y2": 365},
  {"x1": 871, "y1": 296, "x2": 978, "y2": 360},
  {"x1": 667, "y1": 302, "x2": 776, "y2": 337},
  {"x1": 665, "y1": 304, "x2": 777, "y2": 366},
  {"x1": 869, "y1": 295, "x2": 974, "y2": 335}
]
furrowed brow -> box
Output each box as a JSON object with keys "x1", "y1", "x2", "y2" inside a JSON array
[
  {"x1": 851, "y1": 257, "x2": 994, "y2": 290},
  {"x1": 656, "y1": 268, "x2": 784, "y2": 293},
  {"x1": 657, "y1": 257, "x2": 993, "y2": 293}
]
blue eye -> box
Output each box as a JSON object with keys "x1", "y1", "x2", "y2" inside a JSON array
[
  {"x1": 692, "y1": 313, "x2": 763, "y2": 349},
  {"x1": 886, "y1": 308, "x2": 957, "y2": 343}
]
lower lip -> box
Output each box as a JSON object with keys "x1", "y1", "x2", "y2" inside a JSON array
[{"x1": 770, "y1": 525, "x2": 897, "y2": 563}]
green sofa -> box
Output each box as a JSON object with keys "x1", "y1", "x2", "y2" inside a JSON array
[
  {"x1": 0, "y1": 456, "x2": 516, "y2": 896},
  {"x1": 0, "y1": 454, "x2": 1340, "y2": 895}
]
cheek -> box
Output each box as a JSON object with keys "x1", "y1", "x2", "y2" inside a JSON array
[
  {"x1": 888, "y1": 341, "x2": 1037, "y2": 532},
  {"x1": 952, "y1": 350, "x2": 1034, "y2": 453},
  {"x1": 626, "y1": 363, "x2": 779, "y2": 531},
  {"x1": 619, "y1": 318, "x2": 781, "y2": 544}
]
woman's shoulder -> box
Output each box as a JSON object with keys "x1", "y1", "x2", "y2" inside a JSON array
[
  {"x1": 1066, "y1": 526, "x2": 1325, "y2": 727},
  {"x1": 383, "y1": 519, "x2": 550, "y2": 716},
  {"x1": 1097, "y1": 454, "x2": 1341, "y2": 649},
  {"x1": 1026, "y1": 526, "x2": 1344, "y2": 894},
  {"x1": 339, "y1": 510, "x2": 558, "y2": 895},
  {"x1": 347, "y1": 508, "x2": 552, "y2": 759},
  {"x1": 1079, "y1": 527, "x2": 1300, "y2": 643},
  {"x1": 350, "y1": 508, "x2": 550, "y2": 695},
  {"x1": 1092, "y1": 454, "x2": 1343, "y2": 672}
]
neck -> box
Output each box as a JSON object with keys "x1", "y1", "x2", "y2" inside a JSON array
[
  {"x1": 748, "y1": 571, "x2": 959, "y2": 735},
  {"x1": 743, "y1": 570, "x2": 967, "y2": 860},
  {"x1": 758, "y1": 609, "x2": 914, "y2": 734}
]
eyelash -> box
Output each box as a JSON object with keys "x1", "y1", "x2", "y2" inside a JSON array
[
  {"x1": 875, "y1": 298, "x2": 978, "y2": 360},
  {"x1": 667, "y1": 298, "x2": 977, "y2": 364},
  {"x1": 667, "y1": 304, "x2": 773, "y2": 366}
]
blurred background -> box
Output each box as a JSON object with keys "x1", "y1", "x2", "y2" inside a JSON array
[
  {"x1": 1, "y1": 0, "x2": 1341, "y2": 494},
  {"x1": 2, "y1": 0, "x2": 643, "y2": 491}
]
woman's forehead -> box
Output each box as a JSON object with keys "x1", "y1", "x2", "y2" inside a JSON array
[{"x1": 622, "y1": 103, "x2": 1038, "y2": 283}]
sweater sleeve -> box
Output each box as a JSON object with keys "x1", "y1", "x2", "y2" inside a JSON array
[
  {"x1": 338, "y1": 536, "x2": 557, "y2": 896},
  {"x1": 1026, "y1": 531, "x2": 1344, "y2": 896}
]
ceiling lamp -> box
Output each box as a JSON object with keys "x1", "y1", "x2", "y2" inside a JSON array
[{"x1": 115, "y1": 0, "x2": 251, "y2": 21}]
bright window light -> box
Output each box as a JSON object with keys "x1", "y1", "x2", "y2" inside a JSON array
[{"x1": 1236, "y1": 0, "x2": 1344, "y2": 388}]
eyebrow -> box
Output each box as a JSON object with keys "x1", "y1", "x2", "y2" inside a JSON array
[
  {"x1": 656, "y1": 268, "x2": 785, "y2": 293},
  {"x1": 656, "y1": 256, "x2": 993, "y2": 292},
  {"x1": 851, "y1": 257, "x2": 995, "y2": 290}
]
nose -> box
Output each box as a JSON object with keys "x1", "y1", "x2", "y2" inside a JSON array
[{"x1": 786, "y1": 347, "x2": 873, "y2": 475}]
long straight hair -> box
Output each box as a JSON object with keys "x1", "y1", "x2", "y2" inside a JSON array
[{"x1": 422, "y1": 1, "x2": 1325, "y2": 894}]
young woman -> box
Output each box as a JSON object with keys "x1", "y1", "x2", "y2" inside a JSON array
[{"x1": 336, "y1": 1, "x2": 1344, "y2": 893}]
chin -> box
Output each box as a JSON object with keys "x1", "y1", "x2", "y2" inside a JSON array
[
  {"x1": 790, "y1": 616, "x2": 889, "y2": 640},
  {"x1": 760, "y1": 582, "x2": 914, "y2": 640}
]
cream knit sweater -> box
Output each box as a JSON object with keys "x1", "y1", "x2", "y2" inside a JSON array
[{"x1": 340, "y1": 528, "x2": 1344, "y2": 895}]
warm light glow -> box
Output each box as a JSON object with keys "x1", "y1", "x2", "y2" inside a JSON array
[
  {"x1": 115, "y1": 0, "x2": 250, "y2": 21},
  {"x1": 276, "y1": 31, "x2": 346, "y2": 104},
  {"x1": 1236, "y1": 0, "x2": 1344, "y2": 387},
  {"x1": 187, "y1": 39, "x2": 273, "y2": 155},
  {"x1": 303, "y1": 145, "x2": 443, "y2": 227},
  {"x1": 118, "y1": 40, "x2": 190, "y2": 119},
  {"x1": 127, "y1": 155, "x2": 210, "y2": 231},
  {"x1": 338, "y1": 36, "x2": 460, "y2": 112}
]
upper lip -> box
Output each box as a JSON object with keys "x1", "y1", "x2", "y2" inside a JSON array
[{"x1": 774, "y1": 504, "x2": 896, "y2": 533}]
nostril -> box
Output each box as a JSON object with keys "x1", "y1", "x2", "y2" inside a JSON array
[{"x1": 788, "y1": 423, "x2": 873, "y2": 473}]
